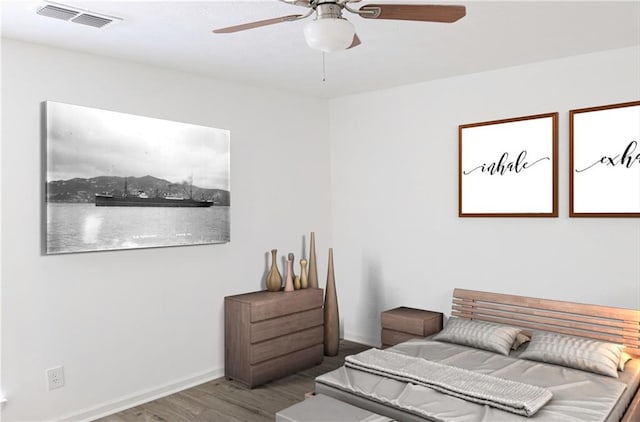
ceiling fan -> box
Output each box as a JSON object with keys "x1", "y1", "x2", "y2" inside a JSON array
[{"x1": 212, "y1": 0, "x2": 466, "y2": 53}]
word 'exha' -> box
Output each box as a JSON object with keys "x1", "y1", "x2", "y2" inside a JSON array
[
  {"x1": 463, "y1": 150, "x2": 550, "y2": 176},
  {"x1": 575, "y1": 141, "x2": 640, "y2": 173}
]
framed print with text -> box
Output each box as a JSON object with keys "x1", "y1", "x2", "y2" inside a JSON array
[
  {"x1": 459, "y1": 113, "x2": 558, "y2": 217},
  {"x1": 570, "y1": 101, "x2": 640, "y2": 217}
]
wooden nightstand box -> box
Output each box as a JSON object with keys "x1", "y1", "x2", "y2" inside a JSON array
[
  {"x1": 225, "y1": 288, "x2": 324, "y2": 388},
  {"x1": 381, "y1": 307, "x2": 443, "y2": 348}
]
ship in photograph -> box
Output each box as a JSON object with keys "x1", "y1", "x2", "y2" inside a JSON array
[{"x1": 95, "y1": 179, "x2": 213, "y2": 207}]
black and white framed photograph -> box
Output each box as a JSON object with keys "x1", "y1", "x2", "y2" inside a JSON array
[
  {"x1": 570, "y1": 101, "x2": 640, "y2": 217},
  {"x1": 459, "y1": 113, "x2": 558, "y2": 217},
  {"x1": 44, "y1": 101, "x2": 231, "y2": 254}
]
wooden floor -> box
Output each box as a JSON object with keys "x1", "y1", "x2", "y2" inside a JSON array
[{"x1": 96, "y1": 340, "x2": 370, "y2": 422}]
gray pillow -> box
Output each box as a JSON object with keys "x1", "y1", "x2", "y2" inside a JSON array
[
  {"x1": 432, "y1": 317, "x2": 521, "y2": 356},
  {"x1": 520, "y1": 332, "x2": 623, "y2": 378}
]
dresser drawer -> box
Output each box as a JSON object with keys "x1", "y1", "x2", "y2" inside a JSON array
[
  {"x1": 250, "y1": 325, "x2": 323, "y2": 364},
  {"x1": 251, "y1": 289, "x2": 323, "y2": 322},
  {"x1": 251, "y1": 308, "x2": 322, "y2": 343},
  {"x1": 249, "y1": 344, "x2": 323, "y2": 387}
]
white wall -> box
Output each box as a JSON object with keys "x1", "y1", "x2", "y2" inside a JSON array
[
  {"x1": 329, "y1": 46, "x2": 640, "y2": 346},
  {"x1": 1, "y1": 39, "x2": 332, "y2": 422},
  {"x1": 3, "y1": 37, "x2": 640, "y2": 422}
]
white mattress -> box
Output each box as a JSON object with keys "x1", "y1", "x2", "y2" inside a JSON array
[{"x1": 315, "y1": 338, "x2": 640, "y2": 422}]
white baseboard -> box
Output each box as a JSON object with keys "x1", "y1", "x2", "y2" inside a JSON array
[
  {"x1": 57, "y1": 367, "x2": 224, "y2": 422},
  {"x1": 53, "y1": 336, "x2": 372, "y2": 422}
]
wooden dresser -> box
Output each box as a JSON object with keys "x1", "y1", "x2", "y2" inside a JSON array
[{"x1": 224, "y1": 288, "x2": 324, "y2": 388}]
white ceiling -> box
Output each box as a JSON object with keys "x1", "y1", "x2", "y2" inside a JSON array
[{"x1": 2, "y1": 1, "x2": 639, "y2": 98}]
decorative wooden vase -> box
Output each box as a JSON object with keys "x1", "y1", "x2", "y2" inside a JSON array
[
  {"x1": 266, "y1": 249, "x2": 282, "y2": 292},
  {"x1": 288, "y1": 253, "x2": 296, "y2": 283},
  {"x1": 324, "y1": 248, "x2": 340, "y2": 356},
  {"x1": 300, "y1": 259, "x2": 308, "y2": 289},
  {"x1": 284, "y1": 253, "x2": 295, "y2": 292},
  {"x1": 308, "y1": 232, "x2": 319, "y2": 289}
]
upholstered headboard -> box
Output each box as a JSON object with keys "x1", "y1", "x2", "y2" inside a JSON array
[{"x1": 452, "y1": 288, "x2": 640, "y2": 356}]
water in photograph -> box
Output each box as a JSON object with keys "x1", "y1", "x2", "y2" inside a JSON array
[{"x1": 46, "y1": 203, "x2": 230, "y2": 253}]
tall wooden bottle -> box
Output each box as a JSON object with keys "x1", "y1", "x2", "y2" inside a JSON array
[
  {"x1": 308, "y1": 232, "x2": 319, "y2": 289},
  {"x1": 300, "y1": 259, "x2": 308, "y2": 289},
  {"x1": 266, "y1": 249, "x2": 282, "y2": 292},
  {"x1": 324, "y1": 248, "x2": 340, "y2": 356},
  {"x1": 284, "y1": 253, "x2": 295, "y2": 292}
]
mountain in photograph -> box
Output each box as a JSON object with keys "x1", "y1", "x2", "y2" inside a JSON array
[{"x1": 46, "y1": 175, "x2": 230, "y2": 206}]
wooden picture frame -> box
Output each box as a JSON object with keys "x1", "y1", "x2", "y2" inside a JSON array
[
  {"x1": 570, "y1": 100, "x2": 640, "y2": 217},
  {"x1": 459, "y1": 113, "x2": 558, "y2": 217}
]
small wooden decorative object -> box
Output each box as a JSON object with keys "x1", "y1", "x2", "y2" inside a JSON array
[
  {"x1": 266, "y1": 249, "x2": 282, "y2": 292},
  {"x1": 308, "y1": 232, "x2": 319, "y2": 288},
  {"x1": 294, "y1": 276, "x2": 301, "y2": 290},
  {"x1": 323, "y1": 248, "x2": 339, "y2": 356},
  {"x1": 300, "y1": 258, "x2": 309, "y2": 289},
  {"x1": 284, "y1": 253, "x2": 295, "y2": 292},
  {"x1": 289, "y1": 252, "x2": 296, "y2": 280}
]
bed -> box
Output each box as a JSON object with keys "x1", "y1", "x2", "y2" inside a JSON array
[{"x1": 315, "y1": 288, "x2": 640, "y2": 422}]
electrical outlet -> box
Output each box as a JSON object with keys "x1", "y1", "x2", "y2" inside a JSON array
[{"x1": 46, "y1": 366, "x2": 65, "y2": 390}]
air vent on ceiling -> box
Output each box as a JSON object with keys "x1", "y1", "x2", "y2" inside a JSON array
[
  {"x1": 37, "y1": 5, "x2": 78, "y2": 21},
  {"x1": 36, "y1": 2, "x2": 122, "y2": 28},
  {"x1": 71, "y1": 14, "x2": 113, "y2": 28}
]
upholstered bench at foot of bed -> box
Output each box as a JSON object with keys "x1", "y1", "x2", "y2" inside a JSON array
[{"x1": 276, "y1": 393, "x2": 393, "y2": 422}]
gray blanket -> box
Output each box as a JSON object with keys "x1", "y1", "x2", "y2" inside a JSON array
[
  {"x1": 317, "y1": 339, "x2": 633, "y2": 421},
  {"x1": 345, "y1": 348, "x2": 552, "y2": 417}
]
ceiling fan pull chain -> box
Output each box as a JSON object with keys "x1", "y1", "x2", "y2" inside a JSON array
[{"x1": 322, "y1": 52, "x2": 327, "y2": 82}]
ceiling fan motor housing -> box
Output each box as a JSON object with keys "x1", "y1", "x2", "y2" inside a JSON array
[{"x1": 315, "y1": 2, "x2": 344, "y2": 20}]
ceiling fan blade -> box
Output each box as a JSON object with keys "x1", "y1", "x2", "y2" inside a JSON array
[
  {"x1": 213, "y1": 14, "x2": 303, "y2": 34},
  {"x1": 281, "y1": 0, "x2": 312, "y2": 6},
  {"x1": 348, "y1": 34, "x2": 361, "y2": 49},
  {"x1": 358, "y1": 4, "x2": 466, "y2": 23}
]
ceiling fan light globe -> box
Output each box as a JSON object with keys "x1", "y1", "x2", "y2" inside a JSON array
[{"x1": 304, "y1": 18, "x2": 355, "y2": 53}]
